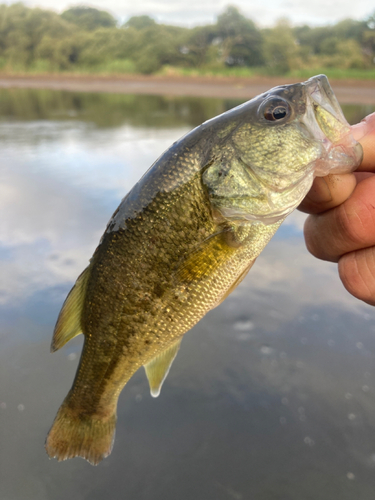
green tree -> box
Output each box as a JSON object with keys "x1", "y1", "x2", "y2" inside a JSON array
[
  {"x1": 182, "y1": 25, "x2": 218, "y2": 67},
  {"x1": 215, "y1": 6, "x2": 263, "y2": 66},
  {"x1": 216, "y1": 5, "x2": 252, "y2": 37},
  {"x1": 333, "y1": 18, "x2": 367, "y2": 43},
  {"x1": 294, "y1": 25, "x2": 333, "y2": 55},
  {"x1": 328, "y1": 39, "x2": 367, "y2": 69},
  {"x1": 363, "y1": 11, "x2": 375, "y2": 65},
  {"x1": 78, "y1": 27, "x2": 140, "y2": 68},
  {"x1": 61, "y1": 6, "x2": 116, "y2": 31},
  {"x1": 124, "y1": 15, "x2": 156, "y2": 30},
  {"x1": 131, "y1": 24, "x2": 189, "y2": 73},
  {"x1": 263, "y1": 19, "x2": 300, "y2": 73},
  {"x1": 0, "y1": 2, "x2": 373, "y2": 75},
  {"x1": 0, "y1": 3, "x2": 74, "y2": 68},
  {"x1": 319, "y1": 36, "x2": 340, "y2": 56}
]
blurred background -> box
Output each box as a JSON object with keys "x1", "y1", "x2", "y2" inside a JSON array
[
  {"x1": 1, "y1": 2, "x2": 375, "y2": 500},
  {"x1": 0, "y1": 2, "x2": 373, "y2": 78}
]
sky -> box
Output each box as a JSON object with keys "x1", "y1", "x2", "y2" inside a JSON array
[{"x1": 2, "y1": 0, "x2": 375, "y2": 28}]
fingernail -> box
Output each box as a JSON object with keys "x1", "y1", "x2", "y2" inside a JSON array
[
  {"x1": 351, "y1": 112, "x2": 375, "y2": 141},
  {"x1": 305, "y1": 177, "x2": 332, "y2": 204}
]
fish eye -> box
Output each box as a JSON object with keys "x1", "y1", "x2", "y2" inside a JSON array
[{"x1": 259, "y1": 98, "x2": 291, "y2": 122}]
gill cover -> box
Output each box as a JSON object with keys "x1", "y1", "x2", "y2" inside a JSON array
[{"x1": 202, "y1": 75, "x2": 362, "y2": 225}]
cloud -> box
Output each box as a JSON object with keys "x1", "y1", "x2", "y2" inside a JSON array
[
  {"x1": 0, "y1": 119, "x2": 188, "y2": 303},
  {"x1": 12, "y1": 0, "x2": 375, "y2": 26}
]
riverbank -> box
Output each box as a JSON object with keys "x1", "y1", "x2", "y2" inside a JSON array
[{"x1": 0, "y1": 73, "x2": 374, "y2": 104}]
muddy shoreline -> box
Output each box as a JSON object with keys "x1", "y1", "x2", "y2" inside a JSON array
[{"x1": 0, "y1": 73, "x2": 374, "y2": 104}]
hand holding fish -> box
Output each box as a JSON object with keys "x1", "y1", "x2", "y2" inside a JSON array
[{"x1": 299, "y1": 112, "x2": 375, "y2": 306}]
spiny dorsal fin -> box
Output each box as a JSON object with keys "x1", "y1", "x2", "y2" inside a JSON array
[
  {"x1": 51, "y1": 266, "x2": 91, "y2": 352},
  {"x1": 144, "y1": 338, "x2": 182, "y2": 397}
]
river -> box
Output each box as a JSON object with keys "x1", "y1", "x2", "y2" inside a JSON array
[{"x1": 1, "y1": 88, "x2": 375, "y2": 499}]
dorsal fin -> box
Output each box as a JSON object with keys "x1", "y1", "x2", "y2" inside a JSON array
[
  {"x1": 51, "y1": 266, "x2": 91, "y2": 352},
  {"x1": 144, "y1": 338, "x2": 182, "y2": 397}
]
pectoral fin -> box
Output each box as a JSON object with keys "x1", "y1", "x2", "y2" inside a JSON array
[
  {"x1": 175, "y1": 231, "x2": 237, "y2": 284},
  {"x1": 51, "y1": 266, "x2": 91, "y2": 352},
  {"x1": 144, "y1": 338, "x2": 182, "y2": 397}
]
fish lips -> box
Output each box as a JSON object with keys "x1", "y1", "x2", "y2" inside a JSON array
[{"x1": 303, "y1": 75, "x2": 363, "y2": 176}]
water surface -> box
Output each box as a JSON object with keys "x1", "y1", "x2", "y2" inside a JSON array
[{"x1": 1, "y1": 89, "x2": 375, "y2": 500}]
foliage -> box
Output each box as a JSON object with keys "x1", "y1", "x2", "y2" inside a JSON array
[
  {"x1": 61, "y1": 6, "x2": 116, "y2": 31},
  {"x1": 215, "y1": 6, "x2": 264, "y2": 66},
  {"x1": 124, "y1": 15, "x2": 156, "y2": 30},
  {"x1": 263, "y1": 19, "x2": 300, "y2": 73},
  {"x1": 0, "y1": 3, "x2": 373, "y2": 76}
]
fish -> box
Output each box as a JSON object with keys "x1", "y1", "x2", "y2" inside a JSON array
[{"x1": 45, "y1": 75, "x2": 363, "y2": 465}]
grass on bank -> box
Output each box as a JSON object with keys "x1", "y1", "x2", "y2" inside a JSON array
[
  {"x1": 159, "y1": 65, "x2": 375, "y2": 80},
  {"x1": 0, "y1": 59, "x2": 375, "y2": 80}
]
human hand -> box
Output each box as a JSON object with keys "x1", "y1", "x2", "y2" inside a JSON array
[{"x1": 299, "y1": 112, "x2": 375, "y2": 306}]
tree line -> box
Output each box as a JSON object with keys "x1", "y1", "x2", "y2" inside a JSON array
[{"x1": 0, "y1": 3, "x2": 374, "y2": 75}]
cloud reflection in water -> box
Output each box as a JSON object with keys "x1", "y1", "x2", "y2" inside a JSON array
[{"x1": 1, "y1": 90, "x2": 375, "y2": 499}]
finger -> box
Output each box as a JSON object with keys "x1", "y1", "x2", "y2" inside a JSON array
[
  {"x1": 351, "y1": 112, "x2": 375, "y2": 172},
  {"x1": 299, "y1": 112, "x2": 375, "y2": 215},
  {"x1": 298, "y1": 173, "x2": 356, "y2": 214},
  {"x1": 354, "y1": 172, "x2": 375, "y2": 183},
  {"x1": 339, "y1": 247, "x2": 375, "y2": 306},
  {"x1": 304, "y1": 175, "x2": 375, "y2": 262}
]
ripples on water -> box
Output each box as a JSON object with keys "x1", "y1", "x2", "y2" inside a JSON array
[{"x1": 1, "y1": 89, "x2": 375, "y2": 499}]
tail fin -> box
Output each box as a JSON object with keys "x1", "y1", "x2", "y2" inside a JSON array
[{"x1": 45, "y1": 403, "x2": 116, "y2": 466}]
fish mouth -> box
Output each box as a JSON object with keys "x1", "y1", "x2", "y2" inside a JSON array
[{"x1": 303, "y1": 75, "x2": 363, "y2": 176}]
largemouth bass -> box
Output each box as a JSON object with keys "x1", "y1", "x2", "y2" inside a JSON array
[{"x1": 46, "y1": 75, "x2": 362, "y2": 465}]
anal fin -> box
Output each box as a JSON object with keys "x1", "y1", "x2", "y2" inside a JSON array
[
  {"x1": 144, "y1": 338, "x2": 182, "y2": 397},
  {"x1": 51, "y1": 266, "x2": 91, "y2": 352}
]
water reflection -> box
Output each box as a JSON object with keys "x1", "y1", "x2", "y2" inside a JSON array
[
  {"x1": 1, "y1": 89, "x2": 375, "y2": 499},
  {"x1": 0, "y1": 89, "x2": 239, "y2": 128}
]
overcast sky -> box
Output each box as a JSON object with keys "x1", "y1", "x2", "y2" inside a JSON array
[{"x1": 3, "y1": 0, "x2": 374, "y2": 27}]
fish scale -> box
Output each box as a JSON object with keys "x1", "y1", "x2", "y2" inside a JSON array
[{"x1": 45, "y1": 75, "x2": 363, "y2": 465}]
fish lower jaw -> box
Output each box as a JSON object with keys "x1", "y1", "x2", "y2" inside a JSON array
[{"x1": 313, "y1": 137, "x2": 363, "y2": 177}]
